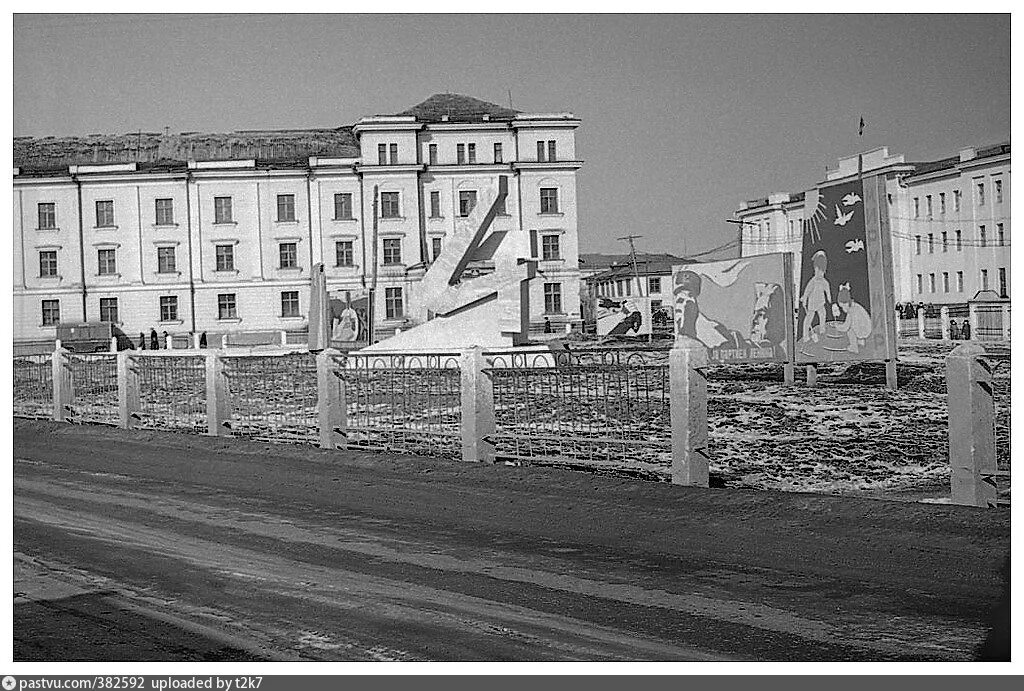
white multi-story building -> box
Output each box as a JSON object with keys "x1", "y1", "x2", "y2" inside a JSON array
[
  {"x1": 736, "y1": 143, "x2": 1010, "y2": 305},
  {"x1": 12, "y1": 94, "x2": 583, "y2": 342}
]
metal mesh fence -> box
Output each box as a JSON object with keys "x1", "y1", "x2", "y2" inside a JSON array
[
  {"x1": 988, "y1": 352, "x2": 1011, "y2": 505},
  {"x1": 13, "y1": 354, "x2": 54, "y2": 419},
  {"x1": 67, "y1": 353, "x2": 118, "y2": 425},
  {"x1": 334, "y1": 352, "x2": 462, "y2": 458},
  {"x1": 222, "y1": 352, "x2": 319, "y2": 443},
  {"x1": 897, "y1": 317, "x2": 918, "y2": 338},
  {"x1": 924, "y1": 315, "x2": 943, "y2": 339},
  {"x1": 134, "y1": 354, "x2": 207, "y2": 433},
  {"x1": 485, "y1": 348, "x2": 671, "y2": 479},
  {"x1": 975, "y1": 304, "x2": 1007, "y2": 341}
]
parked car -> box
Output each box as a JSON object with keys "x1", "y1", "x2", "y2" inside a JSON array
[{"x1": 56, "y1": 322, "x2": 135, "y2": 352}]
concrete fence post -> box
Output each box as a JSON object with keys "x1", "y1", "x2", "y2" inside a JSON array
[
  {"x1": 805, "y1": 363, "x2": 818, "y2": 388},
  {"x1": 205, "y1": 350, "x2": 231, "y2": 436},
  {"x1": 885, "y1": 359, "x2": 898, "y2": 390},
  {"x1": 783, "y1": 362, "x2": 795, "y2": 386},
  {"x1": 51, "y1": 346, "x2": 74, "y2": 422},
  {"x1": 110, "y1": 336, "x2": 118, "y2": 352},
  {"x1": 193, "y1": 332, "x2": 201, "y2": 350},
  {"x1": 917, "y1": 310, "x2": 926, "y2": 339},
  {"x1": 968, "y1": 302, "x2": 978, "y2": 340},
  {"x1": 316, "y1": 349, "x2": 346, "y2": 450},
  {"x1": 940, "y1": 306, "x2": 950, "y2": 340},
  {"x1": 669, "y1": 337, "x2": 709, "y2": 487},
  {"x1": 280, "y1": 330, "x2": 288, "y2": 346},
  {"x1": 117, "y1": 351, "x2": 141, "y2": 428},
  {"x1": 1001, "y1": 305, "x2": 1010, "y2": 341},
  {"x1": 946, "y1": 343, "x2": 997, "y2": 507},
  {"x1": 460, "y1": 346, "x2": 495, "y2": 464}
]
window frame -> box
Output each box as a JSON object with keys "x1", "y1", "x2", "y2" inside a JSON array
[
  {"x1": 280, "y1": 290, "x2": 300, "y2": 318},
  {"x1": 97, "y1": 248, "x2": 117, "y2": 276},
  {"x1": 333, "y1": 192, "x2": 353, "y2": 221},
  {"x1": 95, "y1": 200, "x2": 115, "y2": 228},
  {"x1": 385, "y1": 286, "x2": 404, "y2": 320},
  {"x1": 278, "y1": 242, "x2": 298, "y2": 269},
  {"x1": 335, "y1": 240, "x2": 354, "y2": 267},
  {"x1": 379, "y1": 191, "x2": 401, "y2": 219},
  {"x1": 99, "y1": 297, "x2": 119, "y2": 324},
  {"x1": 382, "y1": 237, "x2": 402, "y2": 266},
  {"x1": 539, "y1": 187, "x2": 559, "y2": 214},
  {"x1": 156, "y1": 246, "x2": 177, "y2": 274},
  {"x1": 38, "y1": 250, "x2": 58, "y2": 278},
  {"x1": 543, "y1": 282, "x2": 563, "y2": 314},
  {"x1": 159, "y1": 295, "x2": 179, "y2": 323},
  {"x1": 215, "y1": 244, "x2": 235, "y2": 272},
  {"x1": 458, "y1": 190, "x2": 477, "y2": 217},
  {"x1": 276, "y1": 194, "x2": 296, "y2": 222},
  {"x1": 214, "y1": 196, "x2": 233, "y2": 224},
  {"x1": 541, "y1": 234, "x2": 561, "y2": 261},
  {"x1": 493, "y1": 143, "x2": 503, "y2": 164},
  {"x1": 155, "y1": 197, "x2": 175, "y2": 226},
  {"x1": 37, "y1": 202, "x2": 56, "y2": 230},
  {"x1": 41, "y1": 299, "x2": 60, "y2": 326},
  {"x1": 217, "y1": 293, "x2": 238, "y2": 320}
]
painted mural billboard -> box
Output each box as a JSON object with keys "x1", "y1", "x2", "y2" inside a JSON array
[
  {"x1": 795, "y1": 174, "x2": 897, "y2": 364},
  {"x1": 596, "y1": 296, "x2": 653, "y2": 336},
  {"x1": 328, "y1": 290, "x2": 369, "y2": 347},
  {"x1": 672, "y1": 253, "x2": 794, "y2": 363}
]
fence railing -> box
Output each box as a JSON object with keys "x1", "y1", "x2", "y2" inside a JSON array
[{"x1": 12, "y1": 339, "x2": 1009, "y2": 505}]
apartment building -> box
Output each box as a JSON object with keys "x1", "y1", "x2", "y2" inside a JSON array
[
  {"x1": 12, "y1": 94, "x2": 584, "y2": 341},
  {"x1": 735, "y1": 143, "x2": 1010, "y2": 305}
]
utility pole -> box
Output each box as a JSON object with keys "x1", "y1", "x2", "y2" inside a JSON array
[
  {"x1": 368, "y1": 185, "x2": 379, "y2": 345},
  {"x1": 617, "y1": 234, "x2": 645, "y2": 297},
  {"x1": 725, "y1": 218, "x2": 759, "y2": 258}
]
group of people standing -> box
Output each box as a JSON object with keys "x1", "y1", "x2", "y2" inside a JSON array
[
  {"x1": 897, "y1": 302, "x2": 972, "y2": 340},
  {"x1": 137, "y1": 328, "x2": 209, "y2": 350}
]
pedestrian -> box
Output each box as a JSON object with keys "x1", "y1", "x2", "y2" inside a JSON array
[
  {"x1": 149, "y1": 328, "x2": 159, "y2": 350},
  {"x1": 949, "y1": 320, "x2": 960, "y2": 340},
  {"x1": 138, "y1": 332, "x2": 147, "y2": 350},
  {"x1": 163, "y1": 330, "x2": 170, "y2": 349},
  {"x1": 544, "y1": 317, "x2": 552, "y2": 334},
  {"x1": 961, "y1": 319, "x2": 972, "y2": 340},
  {"x1": 199, "y1": 331, "x2": 208, "y2": 348}
]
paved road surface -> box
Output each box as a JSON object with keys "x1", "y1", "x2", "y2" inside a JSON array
[{"x1": 13, "y1": 419, "x2": 1010, "y2": 661}]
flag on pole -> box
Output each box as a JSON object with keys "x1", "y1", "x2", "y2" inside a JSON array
[{"x1": 858, "y1": 116, "x2": 866, "y2": 136}]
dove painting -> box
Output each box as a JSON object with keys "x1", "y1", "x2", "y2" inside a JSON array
[
  {"x1": 834, "y1": 205, "x2": 855, "y2": 226},
  {"x1": 845, "y1": 239, "x2": 865, "y2": 254},
  {"x1": 842, "y1": 193, "x2": 862, "y2": 206}
]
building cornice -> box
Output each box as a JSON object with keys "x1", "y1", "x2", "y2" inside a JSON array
[
  {"x1": 352, "y1": 118, "x2": 423, "y2": 136},
  {"x1": 424, "y1": 163, "x2": 514, "y2": 176},
  {"x1": 423, "y1": 122, "x2": 511, "y2": 132},
  {"x1": 511, "y1": 118, "x2": 581, "y2": 130},
  {"x1": 513, "y1": 161, "x2": 584, "y2": 172},
  {"x1": 355, "y1": 163, "x2": 426, "y2": 175}
]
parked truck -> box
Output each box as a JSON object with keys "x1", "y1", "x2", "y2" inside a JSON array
[{"x1": 56, "y1": 322, "x2": 135, "y2": 352}]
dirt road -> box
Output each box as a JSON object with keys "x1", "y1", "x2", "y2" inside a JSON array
[{"x1": 13, "y1": 419, "x2": 1009, "y2": 661}]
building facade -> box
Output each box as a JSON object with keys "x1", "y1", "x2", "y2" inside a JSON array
[
  {"x1": 12, "y1": 94, "x2": 583, "y2": 342},
  {"x1": 736, "y1": 143, "x2": 1010, "y2": 305}
]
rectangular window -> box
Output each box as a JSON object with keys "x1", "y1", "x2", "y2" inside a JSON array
[
  {"x1": 281, "y1": 291, "x2": 300, "y2": 318},
  {"x1": 217, "y1": 293, "x2": 237, "y2": 320},
  {"x1": 954, "y1": 189, "x2": 962, "y2": 211},
  {"x1": 385, "y1": 287, "x2": 404, "y2": 319},
  {"x1": 956, "y1": 229, "x2": 962, "y2": 251},
  {"x1": 97, "y1": 248, "x2": 117, "y2": 275},
  {"x1": 160, "y1": 295, "x2": 178, "y2": 322},
  {"x1": 956, "y1": 271, "x2": 964, "y2": 292},
  {"x1": 928, "y1": 234, "x2": 934, "y2": 253},
  {"x1": 38, "y1": 202, "x2": 56, "y2": 230},
  {"x1": 95, "y1": 200, "x2": 114, "y2": 227},
  {"x1": 541, "y1": 234, "x2": 561, "y2": 261},
  {"x1": 913, "y1": 198, "x2": 919, "y2": 218},
  {"x1": 459, "y1": 190, "x2": 477, "y2": 217},
  {"x1": 378, "y1": 143, "x2": 387, "y2": 165},
  {"x1": 276, "y1": 194, "x2": 296, "y2": 222},
  {"x1": 998, "y1": 267, "x2": 1007, "y2": 297},
  {"x1": 38, "y1": 250, "x2": 57, "y2": 277},
  {"x1": 939, "y1": 193, "x2": 946, "y2": 214},
  {"x1": 380, "y1": 192, "x2": 400, "y2": 219},
  {"x1": 432, "y1": 237, "x2": 442, "y2": 261},
  {"x1": 215, "y1": 244, "x2": 234, "y2": 272},
  {"x1": 977, "y1": 181, "x2": 985, "y2": 206},
  {"x1": 389, "y1": 143, "x2": 398, "y2": 165},
  {"x1": 929, "y1": 273, "x2": 936, "y2": 293},
  {"x1": 995, "y1": 179, "x2": 1003, "y2": 204},
  {"x1": 540, "y1": 188, "x2": 559, "y2": 214},
  {"x1": 467, "y1": 143, "x2": 476, "y2": 164},
  {"x1": 493, "y1": 143, "x2": 503, "y2": 163},
  {"x1": 382, "y1": 238, "x2": 402, "y2": 265},
  {"x1": 214, "y1": 196, "x2": 233, "y2": 223},
  {"x1": 41, "y1": 299, "x2": 60, "y2": 326},
  {"x1": 942, "y1": 231, "x2": 948, "y2": 252},
  {"x1": 99, "y1": 297, "x2": 118, "y2": 323},
  {"x1": 915, "y1": 236, "x2": 921, "y2": 255},
  {"x1": 457, "y1": 143, "x2": 466, "y2": 165},
  {"x1": 428, "y1": 143, "x2": 438, "y2": 165},
  {"x1": 547, "y1": 140, "x2": 557, "y2": 162},
  {"x1": 625, "y1": 280, "x2": 633, "y2": 296},
  {"x1": 980, "y1": 269, "x2": 989, "y2": 291},
  {"x1": 942, "y1": 272, "x2": 949, "y2": 293},
  {"x1": 157, "y1": 246, "x2": 176, "y2": 273},
  {"x1": 495, "y1": 194, "x2": 507, "y2": 215},
  {"x1": 335, "y1": 240, "x2": 354, "y2": 267},
  {"x1": 649, "y1": 276, "x2": 662, "y2": 294},
  {"x1": 155, "y1": 198, "x2": 174, "y2": 225},
  {"x1": 334, "y1": 193, "x2": 353, "y2": 220},
  {"x1": 980, "y1": 225, "x2": 987, "y2": 247},
  {"x1": 279, "y1": 242, "x2": 297, "y2": 269},
  {"x1": 429, "y1": 190, "x2": 441, "y2": 218},
  {"x1": 543, "y1": 282, "x2": 563, "y2": 314},
  {"x1": 926, "y1": 195, "x2": 932, "y2": 217},
  {"x1": 997, "y1": 223, "x2": 1004, "y2": 246},
  {"x1": 916, "y1": 274, "x2": 923, "y2": 294},
  {"x1": 537, "y1": 141, "x2": 546, "y2": 162}
]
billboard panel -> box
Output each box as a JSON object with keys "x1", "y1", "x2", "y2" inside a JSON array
[
  {"x1": 795, "y1": 174, "x2": 896, "y2": 363},
  {"x1": 328, "y1": 290, "x2": 369, "y2": 347},
  {"x1": 596, "y1": 296, "x2": 653, "y2": 336},
  {"x1": 672, "y1": 253, "x2": 794, "y2": 363}
]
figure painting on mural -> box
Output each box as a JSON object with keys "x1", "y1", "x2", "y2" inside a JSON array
[
  {"x1": 672, "y1": 253, "x2": 793, "y2": 363},
  {"x1": 795, "y1": 178, "x2": 883, "y2": 362},
  {"x1": 327, "y1": 292, "x2": 368, "y2": 344},
  {"x1": 596, "y1": 296, "x2": 652, "y2": 336}
]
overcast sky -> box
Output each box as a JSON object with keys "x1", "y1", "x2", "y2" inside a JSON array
[{"x1": 13, "y1": 13, "x2": 1010, "y2": 256}]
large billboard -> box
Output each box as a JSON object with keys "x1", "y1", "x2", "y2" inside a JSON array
[
  {"x1": 795, "y1": 174, "x2": 896, "y2": 363},
  {"x1": 328, "y1": 290, "x2": 369, "y2": 347},
  {"x1": 672, "y1": 253, "x2": 794, "y2": 363},
  {"x1": 596, "y1": 296, "x2": 653, "y2": 336}
]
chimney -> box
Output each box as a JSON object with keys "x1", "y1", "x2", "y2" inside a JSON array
[{"x1": 959, "y1": 147, "x2": 977, "y2": 162}]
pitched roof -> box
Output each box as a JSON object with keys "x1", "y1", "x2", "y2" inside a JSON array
[
  {"x1": 14, "y1": 128, "x2": 359, "y2": 173},
  {"x1": 396, "y1": 93, "x2": 520, "y2": 123},
  {"x1": 589, "y1": 253, "x2": 693, "y2": 281}
]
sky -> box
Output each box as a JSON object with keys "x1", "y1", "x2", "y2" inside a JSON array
[{"x1": 13, "y1": 13, "x2": 1010, "y2": 257}]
